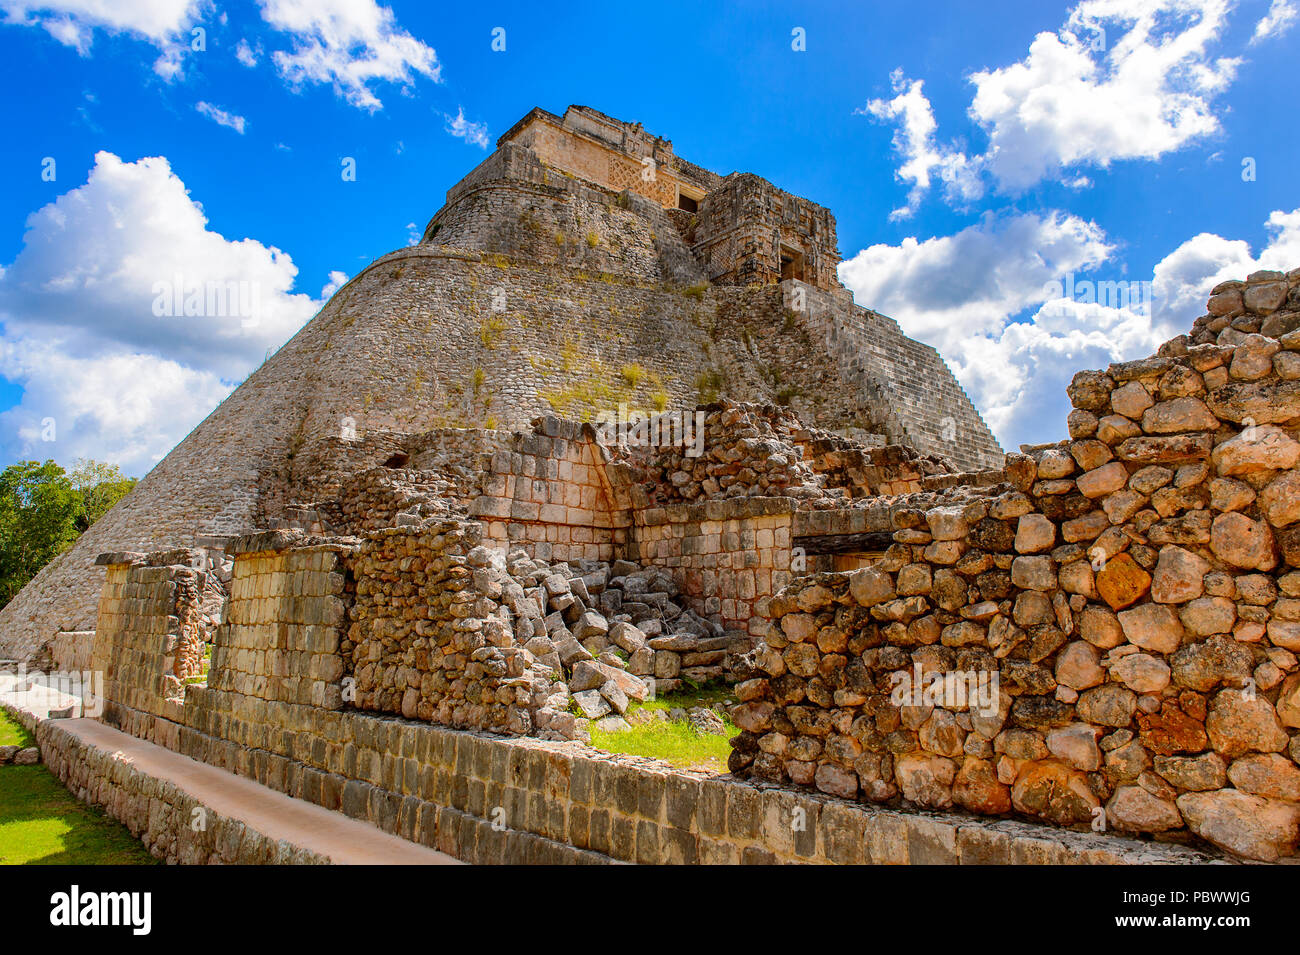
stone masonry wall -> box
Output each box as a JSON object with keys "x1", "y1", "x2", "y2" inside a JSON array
[
  {"x1": 211, "y1": 537, "x2": 351, "y2": 710},
  {"x1": 92, "y1": 553, "x2": 211, "y2": 726},
  {"x1": 28, "y1": 714, "x2": 330, "y2": 864},
  {"x1": 469, "y1": 418, "x2": 626, "y2": 565},
  {"x1": 343, "y1": 522, "x2": 547, "y2": 735},
  {"x1": 63, "y1": 677, "x2": 1210, "y2": 865},
  {"x1": 730, "y1": 272, "x2": 1300, "y2": 862},
  {"x1": 625, "y1": 498, "x2": 796, "y2": 639},
  {"x1": 691, "y1": 173, "x2": 841, "y2": 292}
]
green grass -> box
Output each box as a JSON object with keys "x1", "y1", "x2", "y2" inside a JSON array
[
  {"x1": 0, "y1": 709, "x2": 34, "y2": 747},
  {"x1": 0, "y1": 764, "x2": 159, "y2": 865},
  {"x1": 587, "y1": 686, "x2": 738, "y2": 772},
  {"x1": 0, "y1": 710, "x2": 156, "y2": 865}
]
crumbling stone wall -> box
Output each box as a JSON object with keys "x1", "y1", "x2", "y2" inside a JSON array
[
  {"x1": 92, "y1": 551, "x2": 213, "y2": 725},
  {"x1": 731, "y1": 271, "x2": 1300, "y2": 861},
  {"x1": 343, "y1": 521, "x2": 545, "y2": 734},
  {"x1": 493, "y1": 106, "x2": 718, "y2": 212},
  {"x1": 625, "y1": 498, "x2": 796, "y2": 639}
]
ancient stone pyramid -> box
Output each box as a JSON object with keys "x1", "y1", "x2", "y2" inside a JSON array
[{"x1": 0, "y1": 105, "x2": 1001, "y2": 662}]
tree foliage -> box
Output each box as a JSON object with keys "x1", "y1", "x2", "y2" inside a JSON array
[{"x1": 0, "y1": 459, "x2": 137, "y2": 609}]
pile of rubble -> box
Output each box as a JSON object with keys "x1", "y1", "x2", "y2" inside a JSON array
[
  {"x1": 345, "y1": 522, "x2": 738, "y2": 742},
  {"x1": 500, "y1": 553, "x2": 736, "y2": 737}
]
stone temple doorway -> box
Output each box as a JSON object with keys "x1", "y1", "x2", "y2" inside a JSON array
[{"x1": 780, "y1": 245, "x2": 806, "y2": 282}]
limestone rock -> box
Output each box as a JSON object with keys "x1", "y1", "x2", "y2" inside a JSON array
[
  {"x1": 1011, "y1": 760, "x2": 1099, "y2": 826},
  {"x1": 1177, "y1": 790, "x2": 1300, "y2": 861},
  {"x1": 1107, "y1": 785, "x2": 1183, "y2": 833},
  {"x1": 1205, "y1": 688, "x2": 1288, "y2": 757},
  {"x1": 1117, "y1": 603, "x2": 1184, "y2": 654},
  {"x1": 1226, "y1": 753, "x2": 1300, "y2": 800},
  {"x1": 1095, "y1": 554, "x2": 1151, "y2": 610}
]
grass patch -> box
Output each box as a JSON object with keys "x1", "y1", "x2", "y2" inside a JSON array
[
  {"x1": 695, "y1": 368, "x2": 725, "y2": 404},
  {"x1": 587, "y1": 686, "x2": 737, "y2": 772},
  {"x1": 0, "y1": 709, "x2": 34, "y2": 748},
  {"x1": 0, "y1": 765, "x2": 159, "y2": 865}
]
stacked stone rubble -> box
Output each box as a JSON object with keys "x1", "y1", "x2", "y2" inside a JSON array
[
  {"x1": 607, "y1": 400, "x2": 954, "y2": 511},
  {"x1": 731, "y1": 271, "x2": 1300, "y2": 862}
]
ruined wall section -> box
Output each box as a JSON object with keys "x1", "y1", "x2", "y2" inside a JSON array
[
  {"x1": 92, "y1": 552, "x2": 210, "y2": 728},
  {"x1": 497, "y1": 105, "x2": 719, "y2": 210},
  {"x1": 730, "y1": 273, "x2": 1300, "y2": 862},
  {"x1": 341, "y1": 522, "x2": 552, "y2": 736},
  {"x1": 209, "y1": 537, "x2": 351, "y2": 710},
  {"x1": 625, "y1": 498, "x2": 797, "y2": 638},
  {"x1": 469, "y1": 418, "x2": 626, "y2": 565},
  {"x1": 691, "y1": 174, "x2": 842, "y2": 292}
]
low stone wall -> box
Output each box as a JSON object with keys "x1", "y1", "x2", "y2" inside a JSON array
[
  {"x1": 32, "y1": 715, "x2": 328, "y2": 864},
  {"x1": 215, "y1": 537, "x2": 352, "y2": 709},
  {"x1": 91, "y1": 686, "x2": 1212, "y2": 865},
  {"x1": 731, "y1": 297, "x2": 1300, "y2": 862},
  {"x1": 470, "y1": 418, "x2": 627, "y2": 565},
  {"x1": 344, "y1": 521, "x2": 545, "y2": 734}
]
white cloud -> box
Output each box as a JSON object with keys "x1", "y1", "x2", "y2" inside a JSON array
[
  {"x1": 864, "y1": 0, "x2": 1240, "y2": 209},
  {"x1": 839, "y1": 211, "x2": 1113, "y2": 347},
  {"x1": 0, "y1": 0, "x2": 205, "y2": 78},
  {"x1": 195, "y1": 101, "x2": 246, "y2": 133},
  {"x1": 972, "y1": 0, "x2": 1238, "y2": 191},
  {"x1": 839, "y1": 207, "x2": 1300, "y2": 450},
  {"x1": 443, "y1": 107, "x2": 489, "y2": 148},
  {"x1": 319, "y1": 269, "x2": 348, "y2": 298},
  {"x1": 0, "y1": 151, "x2": 331, "y2": 474},
  {"x1": 1252, "y1": 0, "x2": 1298, "y2": 41},
  {"x1": 234, "y1": 37, "x2": 260, "y2": 66},
  {"x1": 258, "y1": 0, "x2": 440, "y2": 111},
  {"x1": 860, "y1": 70, "x2": 982, "y2": 219}
]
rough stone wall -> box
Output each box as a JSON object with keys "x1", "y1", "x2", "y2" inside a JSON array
[
  {"x1": 607, "y1": 402, "x2": 826, "y2": 508},
  {"x1": 343, "y1": 522, "x2": 548, "y2": 735},
  {"x1": 44, "y1": 679, "x2": 1210, "y2": 865},
  {"x1": 625, "y1": 498, "x2": 796, "y2": 638},
  {"x1": 425, "y1": 176, "x2": 706, "y2": 286},
  {"x1": 335, "y1": 467, "x2": 464, "y2": 534},
  {"x1": 730, "y1": 273, "x2": 1300, "y2": 861}
]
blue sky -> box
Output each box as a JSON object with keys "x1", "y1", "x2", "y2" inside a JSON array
[{"x1": 0, "y1": 0, "x2": 1295, "y2": 476}]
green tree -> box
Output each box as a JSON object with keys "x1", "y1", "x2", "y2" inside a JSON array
[
  {"x1": 0, "y1": 460, "x2": 83, "y2": 608},
  {"x1": 68, "y1": 458, "x2": 136, "y2": 531}
]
